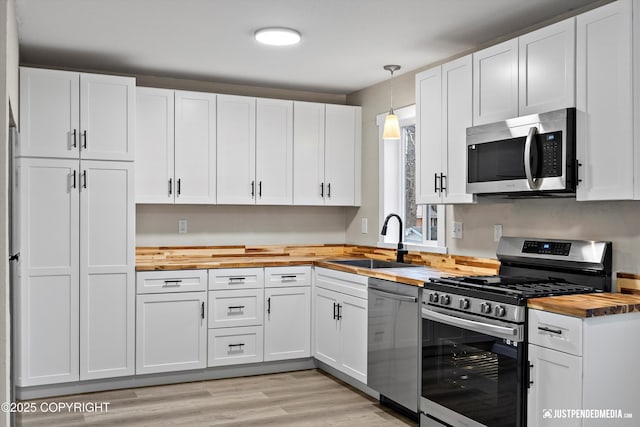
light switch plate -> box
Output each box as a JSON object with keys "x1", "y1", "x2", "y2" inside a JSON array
[
  {"x1": 494, "y1": 224, "x2": 503, "y2": 242},
  {"x1": 178, "y1": 219, "x2": 188, "y2": 234},
  {"x1": 452, "y1": 222, "x2": 463, "y2": 239}
]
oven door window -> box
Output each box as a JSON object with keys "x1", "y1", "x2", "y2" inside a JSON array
[{"x1": 422, "y1": 317, "x2": 523, "y2": 427}]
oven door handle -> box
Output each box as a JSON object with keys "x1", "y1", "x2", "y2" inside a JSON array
[
  {"x1": 422, "y1": 306, "x2": 522, "y2": 341},
  {"x1": 524, "y1": 126, "x2": 540, "y2": 190}
]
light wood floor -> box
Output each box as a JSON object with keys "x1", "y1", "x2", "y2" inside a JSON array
[{"x1": 17, "y1": 369, "x2": 418, "y2": 426}]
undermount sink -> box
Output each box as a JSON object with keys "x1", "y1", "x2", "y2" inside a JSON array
[{"x1": 327, "y1": 259, "x2": 420, "y2": 269}]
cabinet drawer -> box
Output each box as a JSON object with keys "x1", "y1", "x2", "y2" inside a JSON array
[
  {"x1": 208, "y1": 289, "x2": 264, "y2": 328},
  {"x1": 208, "y1": 326, "x2": 263, "y2": 367},
  {"x1": 209, "y1": 268, "x2": 264, "y2": 290},
  {"x1": 528, "y1": 309, "x2": 583, "y2": 356},
  {"x1": 136, "y1": 270, "x2": 207, "y2": 294},
  {"x1": 265, "y1": 266, "x2": 311, "y2": 287},
  {"x1": 314, "y1": 267, "x2": 368, "y2": 299}
]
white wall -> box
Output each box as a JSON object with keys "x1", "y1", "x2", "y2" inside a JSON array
[{"x1": 136, "y1": 205, "x2": 350, "y2": 247}]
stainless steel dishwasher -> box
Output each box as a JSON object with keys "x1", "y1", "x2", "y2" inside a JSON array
[{"x1": 367, "y1": 277, "x2": 420, "y2": 418}]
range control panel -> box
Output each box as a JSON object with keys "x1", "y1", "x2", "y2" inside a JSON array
[{"x1": 522, "y1": 240, "x2": 571, "y2": 256}]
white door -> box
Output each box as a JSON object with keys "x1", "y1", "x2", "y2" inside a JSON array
[
  {"x1": 293, "y1": 101, "x2": 325, "y2": 205},
  {"x1": 519, "y1": 18, "x2": 576, "y2": 115},
  {"x1": 264, "y1": 287, "x2": 311, "y2": 361},
  {"x1": 527, "y1": 344, "x2": 583, "y2": 427},
  {"x1": 79, "y1": 73, "x2": 135, "y2": 161},
  {"x1": 79, "y1": 160, "x2": 135, "y2": 380},
  {"x1": 473, "y1": 38, "x2": 519, "y2": 125},
  {"x1": 339, "y1": 293, "x2": 367, "y2": 384},
  {"x1": 18, "y1": 67, "x2": 79, "y2": 159},
  {"x1": 415, "y1": 66, "x2": 443, "y2": 205},
  {"x1": 135, "y1": 87, "x2": 175, "y2": 203},
  {"x1": 217, "y1": 94, "x2": 256, "y2": 204},
  {"x1": 313, "y1": 287, "x2": 341, "y2": 368},
  {"x1": 576, "y1": 0, "x2": 634, "y2": 201},
  {"x1": 442, "y1": 55, "x2": 475, "y2": 204},
  {"x1": 136, "y1": 292, "x2": 207, "y2": 375},
  {"x1": 324, "y1": 104, "x2": 361, "y2": 206},
  {"x1": 255, "y1": 98, "x2": 293, "y2": 205},
  {"x1": 174, "y1": 90, "x2": 217, "y2": 204},
  {"x1": 16, "y1": 158, "x2": 80, "y2": 386}
]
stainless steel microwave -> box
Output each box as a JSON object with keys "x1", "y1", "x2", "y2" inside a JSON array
[{"x1": 466, "y1": 108, "x2": 576, "y2": 196}]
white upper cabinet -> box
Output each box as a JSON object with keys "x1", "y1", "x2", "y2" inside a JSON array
[
  {"x1": 135, "y1": 87, "x2": 174, "y2": 203},
  {"x1": 416, "y1": 55, "x2": 474, "y2": 205},
  {"x1": 293, "y1": 102, "x2": 361, "y2": 206},
  {"x1": 79, "y1": 73, "x2": 135, "y2": 161},
  {"x1": 19, "y1": 68, "x2": 80, "y2": 159},
  {"x1": 323, "y1": 104, "x2": 362, "y2": 206},
  {"x1": 442, "y1": 55, "x2": 475, "y2": 204},
  {"x1": 217, "y1": 94, "x2": 256, "y2": 205},
  {"x1": 293, "y1": 102, "x2": 326, "y2": 205},
  {"x1": 415, "y1": 66, "x2": 443, "y2": 205},
  {"x1": 473, "y1": 39, "x2": 519, "y2": 125},
  {"x1": 518, "y1": 18, "x2": 576, "y2": 115},
  {"x1": 256, "y1": 98, "x2": 293, "y2": 205},
  {"x1": 576, "y1": 0, "x2": 635, "y2": 200},
  {"x1": 174, "y1": 90, "x2": 217, "y2": 204},
  {"x1": 19, "y1": 67, "x2": 135, "y2": 161}
]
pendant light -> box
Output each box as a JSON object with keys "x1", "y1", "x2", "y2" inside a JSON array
[{"x1": 383, "y1": 64, "x2": 401, "y2": 140}]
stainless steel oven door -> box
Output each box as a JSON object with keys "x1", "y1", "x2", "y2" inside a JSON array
[{"x1": 421, "y1": 306, "x2": 526, "y2": 427}]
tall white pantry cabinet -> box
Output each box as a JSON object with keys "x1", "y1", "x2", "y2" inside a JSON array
[{"x1": 15, "y1": 67, "x2": 136, "y2": 386}]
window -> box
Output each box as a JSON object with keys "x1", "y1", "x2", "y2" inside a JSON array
[{"x1": 378, "y1": 105, "x2": 446, "y2": 252}]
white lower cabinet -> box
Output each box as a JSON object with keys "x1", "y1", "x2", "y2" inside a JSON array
[
  {"x1": 313, "y1": 268, "x2": 367, "y2": 384},
  {"x1": 135, "y1": 270, "x2": 207, "y2": 375},
  {"x1": 264, "y1": 266, "x2": 311, "y2": 361},
  {"x1": 208, "y1": 326, "x2": 263, "y2": 367},
  {"x1": 527, "y1": 309, "x2": 640, "y2": 426}
]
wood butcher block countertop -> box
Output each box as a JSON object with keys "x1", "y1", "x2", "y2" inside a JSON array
[
  {"x1": 528, "y1": 293, "x2": 640, "y2": 318},
  {"x1": 136, "y1": 244, "x2": 500, "y2": 287}
]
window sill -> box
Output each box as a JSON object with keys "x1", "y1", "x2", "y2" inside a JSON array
[{"x1": 377, "y1": 241, "x2": 448, "y2": 255}]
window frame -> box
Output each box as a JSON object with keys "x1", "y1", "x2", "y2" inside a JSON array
[{"x1": 377, "y1": 105, "x2": 447, "y2": 254}]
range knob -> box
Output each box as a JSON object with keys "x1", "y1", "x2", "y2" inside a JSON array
[
  {"x1": 429, "y1": 292, "x2": 440, "y2": 303},
  {"x1": 459, "y1": 298, "x2": 470, "y2": 310},
  {"x1": 495, "y1": 305, "x2": 506, "y2": 317},
  {"x1": 480, "y1": 302, "x2": 492, "y2": 314},
  {"x1": 440, "y1": 295, "x2": 451, "y2": 305}
]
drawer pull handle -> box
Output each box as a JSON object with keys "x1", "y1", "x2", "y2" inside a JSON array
[
  {"x1": 229, "y1": 277, "x2": 246, "y2": 282},
  {"x1": 163, "y1": 280, "x2": 182, "y2": 287},
  {"x1": 228, "y1": 305, "x2": 245, "y2": 311},
  {"x1": 281, "y1": 275, "x2": 297, "y2": 280},
  {"x1": 228, "y1": 343, "x2": 245, "y2": 349},
  {"x1": 538, "y1": 326, "x2": 562, "y2": 335}
]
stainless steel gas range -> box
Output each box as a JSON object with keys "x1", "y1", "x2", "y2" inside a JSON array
[{"x1": 420, "y1": 236, "x2": 612, "y2": 427}]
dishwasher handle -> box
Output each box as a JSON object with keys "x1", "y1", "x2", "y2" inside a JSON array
[{"x1": 369, "y1": 288, "x2": 418, "y2": 303}]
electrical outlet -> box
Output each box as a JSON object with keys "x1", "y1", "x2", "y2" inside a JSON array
[
  {"x1": 361, "y1": 218, "x2": 368, "y2": 234},
  {"x1": 494, "y1": 224, "x2": 503, "y2": 242},
  {"x1": 178, "y1": 219, "x2": 188, "y2": 234},
  {"x1": 452, "y1": 222, "x2": 463, "y2": 239}
]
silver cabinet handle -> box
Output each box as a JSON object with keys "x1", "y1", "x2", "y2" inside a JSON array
[
  {"x1": 524, "y1": 126, "x2": 540, "y2": 190},
  {"x1": 163, "y1": 280, "x2": 182, "y2": 287}
]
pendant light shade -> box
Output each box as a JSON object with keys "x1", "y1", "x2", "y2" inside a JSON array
[{"x1": 383, "y1": 65, "x2": 401, "y2": 140}]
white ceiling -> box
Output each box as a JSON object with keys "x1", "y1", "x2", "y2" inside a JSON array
[{"x1": 16, "y1": 0, "x2": 603, "y2": 94}]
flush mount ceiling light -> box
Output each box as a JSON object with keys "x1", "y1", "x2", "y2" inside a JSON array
[
  {"x1": 383, "y1": 64, "x2": 401, "y2": 140},
  {"x1": 255, "y1": 27, "x2": 301, "y2": 46}
]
